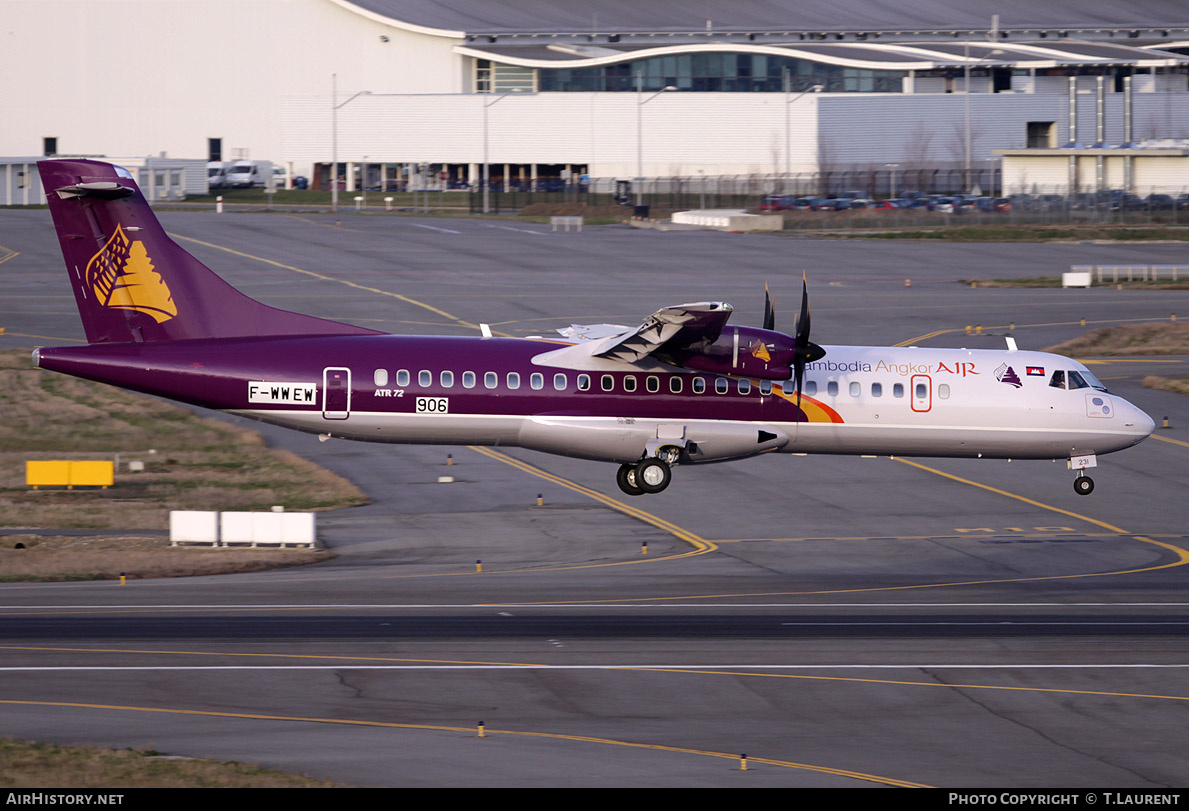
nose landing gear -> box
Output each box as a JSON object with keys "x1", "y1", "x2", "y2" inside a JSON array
[{"x1": 1069, "y1": 452, "x2": 1097, "y2": 496}]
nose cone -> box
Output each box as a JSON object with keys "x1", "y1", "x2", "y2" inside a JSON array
[{"x1": 1121, "y1": 398, "x2": 1156, "y2": 445}]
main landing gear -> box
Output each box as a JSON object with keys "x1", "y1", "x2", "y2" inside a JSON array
[{"x1": 616, "y1": 455, "x2": 675, "y2": 496}]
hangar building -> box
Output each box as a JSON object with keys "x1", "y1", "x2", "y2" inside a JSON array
[{"x1": 3, "y1": 1, "x2": 1189, "y2": 193}]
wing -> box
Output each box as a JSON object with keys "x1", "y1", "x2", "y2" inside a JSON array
[{"x1": 557, "y1": 302, "x2": 734, "y2": 364}]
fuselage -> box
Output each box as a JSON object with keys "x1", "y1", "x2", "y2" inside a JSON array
[{"x1": 34, "y1": 334, "x2": 1155, "y2": 466}]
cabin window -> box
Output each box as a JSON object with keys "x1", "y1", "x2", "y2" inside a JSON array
[
  {"x1": 804, "y1": 380, "x2": 817, "y2": 396},
  {"x1": 670, "y1": 376, "x2": 683, "y2": 394},
  {"x1": 440, "y1": 370, "x2": 454, "y2": 388},
  {"x1": 759, "y1": 380, "x2": 772, "y2": 395},
  {"x1": 738, "y1": 378, "x2": 751, "y2": 395},
  {"x1": 373, "y1": 369, "x2": 388, "y2": 387},
  {"x1": 915, "y1": 382, "x2": 927, "y2": 399},
  {"x1": 938, "y1": 383, "x2": 951, "y2": 399},
  {"x1": 893, "y1": 383, "x2": 904, "y2": 398},
  {"x1": 396, "y1": 369, "x2": 410, "y2": 387},
  {"x1": 530, "y1": 372, "x2": 544, "y2": 390},
  {"x1": 601, "y1": 374, "x2": 614, "y2": 392},
  {"x1": 849, "y1": 382, "x2": 861, "y2": 397},
  {"x1": 484, "y1": 371, "x2": 498, "y2": 389},
  {"x1": 827, "y1": 381, "x2": 839, "y2": 396},
  {"x1": 578, "y1": 374, "x2": 591, "y2": 391},
  {"x1": 646, "y1": 376, "x2": 659, "y2": 393},
  {"x1": 871, "y1": 382, "x2": 882, "y2": 397},
  {"x1": 1049, "y1": 370, "x2": 1065, "y2": 389},
  {"x1": 554, "y1": 373, "x2": 568, "y2": 390},
  {"x1": 418, "y1": 370, "x2": 432, "y2": 387},
  {"x1": 507, "y1": 372, "x2": 520, "y2": 389},
  {"x1": 715, "y1": 378, "x2": 729, "y2": 394},
  {"x1": 462, "y1": 371, "x2": 476, "y2": 389},
  {"x1": 692, "y1": 377, "x2": 706, "y2": 394},
  {"x1": 623, "y1": 375, "x2": 637, "y2": 393}
]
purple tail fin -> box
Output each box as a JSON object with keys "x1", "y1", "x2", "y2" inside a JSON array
[{"x1": 38, "y1": 159, "x2": 381, "y2": 344}]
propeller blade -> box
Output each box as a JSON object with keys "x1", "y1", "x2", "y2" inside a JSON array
[
  {"x1": 763, "y1": 283, "x2": 775, "y2": 331},
  {"x1": 796, "y1": 274, "x2": 810, "y2": 346},
  {"x1": 792, "y1": 271, "x2": 825, "y2": 407}
]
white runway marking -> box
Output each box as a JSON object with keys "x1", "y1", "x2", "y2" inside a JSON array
[
  {"x1": 484, "y1": 224, "x2": 544, "y2": 235},
  {"x1": 7, "y1": 603, "x2": 1189, "y2": 610},
  {"x1": 409, "y1": 223, "x2": 460, "y2": 234},
  {"x1": 3, "y1": 664, "x2": 1189, "y2": 671}
]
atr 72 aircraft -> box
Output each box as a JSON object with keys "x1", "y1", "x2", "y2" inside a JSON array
[{"x1": 34, "y1": 159, "x2": 1153, "y2": 497}]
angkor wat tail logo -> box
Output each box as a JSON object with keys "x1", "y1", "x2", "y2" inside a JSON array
[{"x1": 85, "y1": 225, "x2": 177, "y2": 323}]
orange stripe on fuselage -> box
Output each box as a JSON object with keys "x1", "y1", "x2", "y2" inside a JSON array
[{"x1": 772, "y1": 389, "x2": 845, "y2": 423}]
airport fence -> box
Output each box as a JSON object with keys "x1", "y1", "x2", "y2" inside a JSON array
[{"x1": 468, "y1": 168, "x2": 1189, "y2": 227}]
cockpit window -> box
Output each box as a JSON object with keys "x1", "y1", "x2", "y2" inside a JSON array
[
  {"x1": 1049, "y1": 370, "x2": 1065, "y2": 389},
  {"x1": 1067, "y1": 371, "x2": 1090, "y2": 390},
  {"x1": 1080, "y1": 370, "x2": 1108, "y2": 392}
]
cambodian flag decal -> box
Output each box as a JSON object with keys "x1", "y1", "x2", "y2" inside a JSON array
[{"x1": 1026, "y1": 366, "x2": 1045, "y2": 376}]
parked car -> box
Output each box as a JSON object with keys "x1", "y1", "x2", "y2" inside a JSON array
[
  {"x1": 1146, "y1": 193, "x2": 1176, "y2": 210},
  {"x1": 758, "y1": 194, "x2": 799, "y2": 211}
]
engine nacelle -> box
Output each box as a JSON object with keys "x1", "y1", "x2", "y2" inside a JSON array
[{"x1": 666, "y1": 325, "x2": 797, "y2": 381}]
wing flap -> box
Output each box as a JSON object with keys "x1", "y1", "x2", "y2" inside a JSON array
[{"x1": 557, "y1": 302, "x2": 734, "y2": 365}]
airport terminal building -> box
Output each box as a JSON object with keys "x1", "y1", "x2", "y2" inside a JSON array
[{"x1": 4, "y1": 1, "x2": 1189, "y2": 193}]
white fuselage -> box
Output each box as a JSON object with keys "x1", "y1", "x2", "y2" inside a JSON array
[{"x1": 229, "y1": 342, "x2": 1155, "y2": 466}]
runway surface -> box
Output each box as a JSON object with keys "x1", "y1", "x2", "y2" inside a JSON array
[{"x1": 1, "y1": 208, "x2": 1188, "y2": 787}]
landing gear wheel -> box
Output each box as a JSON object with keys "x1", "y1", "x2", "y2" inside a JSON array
[
  {"x1": 616, "y1": 463, "x2": 645, "y2": 496},
  {"x1": 1074, "y1": 475, "x2": 1095, "y2": 496},
  {"x1": 634, "y1": 458, "x2": 672, "y2": 494}
]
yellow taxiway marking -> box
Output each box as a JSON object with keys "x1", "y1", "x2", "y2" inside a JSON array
[
  {"x1": 1152, "y1": 434, "x2": 1189, "y2": 449},
  {"x1": 0, "y1": 245, "x2": 20, "y2": 266},
  {"x1": 0, "y1": 696, "x2": 927, "y2": 786},
  {"x1": 0, "y1": 332, "x2": 84, "y2": 343},
  {"x1": 1081, "y1": 358, "x2": 1187, "y2": 364},
  {"x1": 471, "y1": 446, "x2": 716, "y2": 555},
  {"x1": 11, "y1": 643, "x2": 1189, "y2": 708},
  {"x1": 279, "y1": 214, "x2": 367, "y2": 232},
  {"x1": 0, "y1": 645, "x2": 550, "y2": 668},
  {"x1": 169, "y1": 233, "x2": 516, "y2": 338},
  {"x1": 499, "y1": 454, "x2": 1186, "y2": 604},
  {"x1": 895, "y1": 317, "x2": 1181, "y2": 348}
]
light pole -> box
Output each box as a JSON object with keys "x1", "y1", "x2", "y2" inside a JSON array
[
  {"x1": 330, "y1": 73, "x2": 370, "y2": 213},
  {"x1": 885, "y1": 163, "x2": 899, "y2": 198},
  {"x1": 482, "y1": 88, "x2": 523, "y2": 214},
  {"x1": 784, "y1": 70, "x2": 824, "y2": 192},
  {"x1": 963, "y1": 37, "x2": 1004, "y2": 193},
  {"x1": 636, "y1": 71, "x2": 676, "y2": 208}
]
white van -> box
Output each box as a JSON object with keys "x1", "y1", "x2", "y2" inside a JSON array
[
  {"x1": 206, "y1": 161, "x2": 233, "y2": 189},
  {"x1": 227, "y1": 160, "x2": 274, "y2": 189}
]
